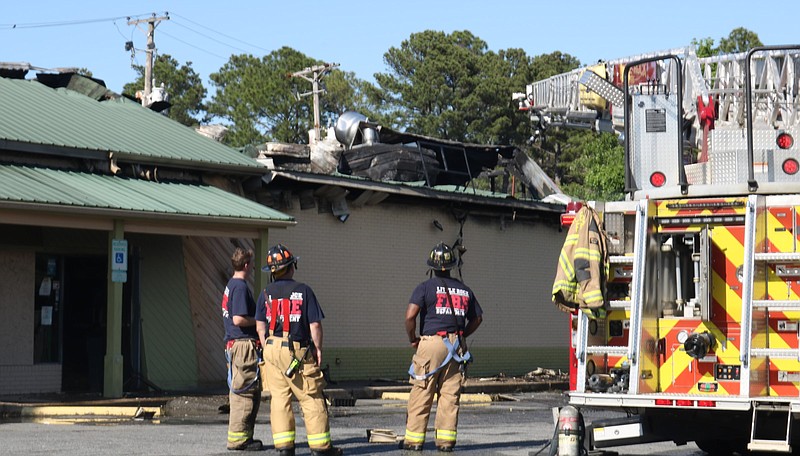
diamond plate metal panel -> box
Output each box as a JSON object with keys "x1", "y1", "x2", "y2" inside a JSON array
[
  {"x1": 710, "y1": 128, "x2": 799, "y2": 185},
  {"x1": 685, "y1": 162, "x2": 709, "y2": 185},
  {"x1": 630, "y1": 94, "x2": 680, "y2": 190}
]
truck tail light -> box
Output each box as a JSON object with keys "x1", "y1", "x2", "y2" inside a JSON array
[
  {"x1": 777, "y1": 132, "x2": 794, "y2": 149},
  {"x1": 782, "y1": 158, "x2": 799, "y2": 175},
  {"x1": 650, "y1": 172, "x2": 666, "y2": 187}
]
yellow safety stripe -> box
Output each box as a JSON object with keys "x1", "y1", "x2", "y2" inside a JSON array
[
  {"x1": 436, "y1": 429, "x2": 457, "y2": 441},
  {"x1": 552, "y1": 280, "x2": 578, "y2": 293},
  {"x1": 582, "y1": 289, "x2": 604, "y2": 304},
  {"x1": 227, "y1": 430, "x2": 253, "y2": 443},
  {"x1": 405, "y1": 429, "x2": 426, "y2": 443},
  {"x1": 307, "y1": 432, "x2": 331, "y2": 446},
  {"x1": 558, "y1": 253, "x2": 575, "y2": 278},
  {"x1": 273, "y1": 431, "x2": 296, "y2": 445},
  {"x1": 574, "y1": 247, "x2": 602, "y2": 261}
]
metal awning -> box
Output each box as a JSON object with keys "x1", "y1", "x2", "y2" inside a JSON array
[{"x1": 0, "y1": 164, "x2": 294, "y2": 237}]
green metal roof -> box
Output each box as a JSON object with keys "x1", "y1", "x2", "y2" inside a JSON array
[
  {"x1": 0, "y1": 163, "x2": 293, "y2": 225},
  {"x1": 0, "y1": 77, "x2": 262, "y2": 174}
]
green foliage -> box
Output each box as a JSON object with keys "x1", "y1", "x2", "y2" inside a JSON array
[
  {"x1": 122, "y1": 54, "x2": 206, "y2": 127},
  {"x1": 691, "y1": 37, "x2": 716, "y2": 58},
  {"x1": 205, "y1": 48, "x2": 384, "y2": 147},
  {"x1": 375, "y1": 30, "x2": 553, "y2": 146},
  {"x1": 530, "y1": 51, "x2": 581, "y2": 80},
  {"x1": 718, "y1": 27, "x2": 763, "y2": 54},
  {"x1": 205, "y1": 49, "x2": 312, "y2": 147},
  {"x1": 560, "y1": 132, "x2": 625, "y2": 201}
]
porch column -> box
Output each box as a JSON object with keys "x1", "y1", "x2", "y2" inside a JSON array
[
  {"x1": 253, "y1": 229, "x2": 269, "y2": 295},
  {"x1": 104, "y1": 220, "x2": 125, "y2": 398}
]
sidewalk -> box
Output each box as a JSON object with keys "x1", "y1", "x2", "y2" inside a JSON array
[{"x1": 0, "y1": 373, "x2": 568, "y2": 419}]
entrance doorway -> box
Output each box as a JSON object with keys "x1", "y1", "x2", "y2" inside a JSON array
[{"x1": 61, "y1": 256, "x2": 107, "y2": 392}]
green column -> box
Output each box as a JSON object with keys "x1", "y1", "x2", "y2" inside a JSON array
[
  {"x1": 253, "y1": 229, "x2": 269, "y2": 294},
  {"x1": 104, "y1": 220, "x2": 125, "y2": 398}
]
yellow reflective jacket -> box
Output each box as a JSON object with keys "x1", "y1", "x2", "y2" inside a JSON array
[{"x1": 552, "y1": 205, "x2": 608, "y2": 313}]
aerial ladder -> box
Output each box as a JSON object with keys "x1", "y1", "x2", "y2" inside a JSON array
[{"x1": 523, "y1": 45, "x2": 800, "y2": 454}]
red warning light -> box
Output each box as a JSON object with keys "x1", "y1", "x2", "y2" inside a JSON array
[
  {"x1": 650, "y1": 172, "x2": 667, "y2": 187},
  {"x1": 782, "y1": 158, "x2": 799, "y2": 175},
  {"x1": 777, "y1": 133, "x2": 794, "y2": 149}
]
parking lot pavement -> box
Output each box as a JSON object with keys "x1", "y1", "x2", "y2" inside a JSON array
[{"x1": 0, "y1": 392, "x2": 706, "y2": 455}]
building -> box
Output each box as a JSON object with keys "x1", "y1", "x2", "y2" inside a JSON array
[
  {"x1": 250, "y1": 116, "x2": 570, "y2": 382},
  {"x1": 0, "y1": 65, "x2": 293, "y2": 397},
  {"x1": 0, "y1": 66, "x2": 570, "y2": 396}
]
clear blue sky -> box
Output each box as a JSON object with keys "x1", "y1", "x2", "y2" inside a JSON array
[{"x1": 4, "y1": 0, "x2": 796, "y2": 95}]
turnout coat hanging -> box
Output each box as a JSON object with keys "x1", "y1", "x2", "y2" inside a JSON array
[{"x1": 552, "y1": 205, "x2": 609, "y2": 313}]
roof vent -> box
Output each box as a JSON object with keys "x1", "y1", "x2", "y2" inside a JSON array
[{"x1": 334, "y1": 111, "x2": 380, "y2": 148}]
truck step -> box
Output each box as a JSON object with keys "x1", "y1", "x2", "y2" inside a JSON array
[
  {"x1": 750, "y1": 348, "x2": 799, "y2": 359},
  {"x1": 586, "y1": 345, "x2": 628, "y2": 356},
  {"x1": 747, "y1": 440, "x2": 791, "y2": 453},
  {"x1": 753, "y1": 300, "x2": 800, "y2": 308},
  {"x1": 754, "y1": 252, "x2": 800, "y2": 262}
]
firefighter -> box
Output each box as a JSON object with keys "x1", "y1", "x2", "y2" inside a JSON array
[
  {"x1": 221, "y1": 247, "x2": 263, "y2": 451},
  {"x1": 403, "y1": 242, "x2": 483, "y2": 452},
  {"x1": 255, "y1": 244, "x2": 343, "y2": 456}
]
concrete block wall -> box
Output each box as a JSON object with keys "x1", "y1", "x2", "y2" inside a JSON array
[
  {"x1": 263, "y1": 196, "x2": 569, "y2": 381},
  {"x1": 0, "y1": 364, "x2": 61, "y2": 395}
]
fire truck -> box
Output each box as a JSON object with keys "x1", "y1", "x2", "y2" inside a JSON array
[{"x1": 518, "y1": 45, "x2": 800, "y2": 454}]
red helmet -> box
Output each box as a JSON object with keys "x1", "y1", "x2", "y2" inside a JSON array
[
  {"x1": 263, "y1": 244, "x2": 298, "y2": 273},
  {"x1": 427, "y1": 242, "x2": 457, "y2": 271}
]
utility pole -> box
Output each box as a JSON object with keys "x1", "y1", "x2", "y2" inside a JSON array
[
  {"x1": 291, "y1": 62, "x2": 339, "y2": 143},
  {"x1": 128, "y1": 13, "x2": 170, "y2": 106}
]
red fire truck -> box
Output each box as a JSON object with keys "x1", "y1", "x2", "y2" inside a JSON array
[{"x1": 520, "y1": 45, "x2": 800, "y2": 454}]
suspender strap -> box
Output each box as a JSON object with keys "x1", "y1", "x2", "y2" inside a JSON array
[
  {"x1": 268, "y1": 284, "x2": 299, "y2": 337},
  {"x1": 407, "y1": 336, "x2": 471, "y2": 381},
  {"x1": 226, "y1": 340, "x2": 261, "y2": 394}
]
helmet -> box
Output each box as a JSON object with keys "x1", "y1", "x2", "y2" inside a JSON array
[
  {"x1": 262, "y1": 244, "x2": 298, "y2": 273},
  {"x1": 427, "y1": 242, "x2": 457, "y2": 271}
]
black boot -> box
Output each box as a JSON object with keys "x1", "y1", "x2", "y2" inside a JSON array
[
  {"x1": 227, "y1": 439, "x2": 263, "y2": 451},
  {"x1": 310, "y1": 446, "x2": 343, "y2": 456},
  {"x1": 277, "y1": 448, "x2": 295, "y2": 456}
]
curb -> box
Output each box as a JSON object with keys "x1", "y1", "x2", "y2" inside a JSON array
[{"x1": 380, "y1": 392, "x2": 493, "y2": 403}]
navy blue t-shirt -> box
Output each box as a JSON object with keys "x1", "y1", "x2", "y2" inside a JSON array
[
  {"x1": 409, "y1": 276, "x2": 482, "y2": 335},
  {"x1": 255, "y1": 279, "x2": 324, "y2": 344},
  {"x1": 222, "y1": 277, "x2": 258, "y2": 342}
]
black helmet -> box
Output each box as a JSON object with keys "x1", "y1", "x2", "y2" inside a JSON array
[
  {"x1": 427, "y1": 242, "x2": 457, "y2": 271},
  {"x1": 262, "y1": 244, "x2": 298, "y2": 273}
]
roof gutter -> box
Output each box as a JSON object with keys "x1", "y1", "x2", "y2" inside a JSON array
[
  {"x1": 0, "y1": 201, "x2": 295, "y2": 235},
  {"x1": 264, "y1": 170, "x2": 564, "y2": 214},
  {"x1": 0, "y1": 139, "x2": 267, "y2": 176}
]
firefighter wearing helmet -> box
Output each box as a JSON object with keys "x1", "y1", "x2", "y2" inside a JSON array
[
  {"x1": 255, "y1": 244, "x2": 343, "y2": 456},
  {"x1": 403, "y1": 242, "x2": 483, "y2": 452}
]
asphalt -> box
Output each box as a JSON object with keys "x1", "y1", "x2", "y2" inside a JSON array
[{"x1": 0, "y1": 373, "x2": 568, "y2": 419}]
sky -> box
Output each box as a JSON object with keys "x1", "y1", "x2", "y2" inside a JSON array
[{"x1": 3, "y1": 0, "x2": 797, "y2": 96}]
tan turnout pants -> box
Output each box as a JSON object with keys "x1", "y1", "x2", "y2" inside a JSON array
[
  {"x1": 262, "y1": 336, "x2": 331, "y2": 452},
  {"x1": 226, "y1": 339, "x2": 261, "y2": 449},
  {"x1": 405, "y1": 334, "x2": 465, "y2": 449}
]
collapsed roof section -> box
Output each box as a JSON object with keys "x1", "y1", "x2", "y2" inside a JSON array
[{"x1": 254, "y1": 111, "x2": 566, "y2": 202}]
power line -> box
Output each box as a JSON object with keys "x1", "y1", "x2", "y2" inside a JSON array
[
  {"x1": 158, "y1": 29, "x2": 228, "y2": 60},
  {"x1": 0, "y1": 13, "x2": 153, "y2": 30},
  {"x1": 170, "y1": 19, "x2": 250, "y2": 54},
  {"x1": 170, "y1": 13, "x2": 271, "y2": 52}
]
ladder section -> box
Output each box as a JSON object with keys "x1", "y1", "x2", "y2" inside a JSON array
[
  {"x1": 750, "y1": 203, "x2": 800, "y2": 361},
  {"x1": 574, "y1": 201, "x2": 647, "y2": 394},
  {"x1": 748, "y1": 402, "x2": 792, "y2": 453}
]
